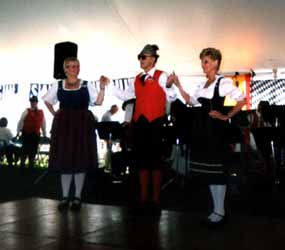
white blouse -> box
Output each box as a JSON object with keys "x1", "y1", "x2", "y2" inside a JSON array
[
  {"x1": 42, "y1": 80, "x2": 99, "y2": 106},
  {"x1": 190, "y1": 75, "x2": 245, "y2": 105}
]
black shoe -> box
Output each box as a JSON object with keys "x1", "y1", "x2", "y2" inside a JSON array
[
  {"x1": 57, "y1": 198, "x2": 69, "y2": 211},
  {"x1": 129, "y1": 202, "x2": 148, "y2": 216},
  {"x1": 147, "y1": 202, "x2": 162, "y2": 217},
  {"x1": 205, "y1": 213, "x2": 227, "y2": 228},
  {"x1": 70, "y1": 198, "x2": 82, "y2": 211}
]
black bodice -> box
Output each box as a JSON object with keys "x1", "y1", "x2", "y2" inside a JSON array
[
  {"x1": 57, "y1": 80, "x2": 90, "y2": 109},
  {"x1": 197, "y1": 77, "x2": 226, "y2": 113}
]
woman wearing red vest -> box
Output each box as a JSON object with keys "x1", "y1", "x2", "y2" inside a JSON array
[{"x1": 112, "y1": 44, "x2": 177, "y2": 216}]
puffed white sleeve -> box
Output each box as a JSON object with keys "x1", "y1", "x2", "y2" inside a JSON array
[
  {"x1": 219, "y1": 78, "x2": 245, "y2": 101},
  {"x1": 42, "y1": 83, "x2": 59, "y2": 105},
  {"x1": 110, "y1": 78, "x2": 136, "y2": 101},
  {"x1": 87, "y1": 82, "x2": 98, "y2": 106},
  {"x1": 190, "y1": 83, "x2": 203, "y2": 106},
  {"x1": 158, "y1": 72, "x2": 177, "y2": 102}
]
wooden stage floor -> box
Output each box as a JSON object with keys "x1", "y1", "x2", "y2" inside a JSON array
[{"x1": 0, "y1": 198, "x2": 284, "y2": 250}]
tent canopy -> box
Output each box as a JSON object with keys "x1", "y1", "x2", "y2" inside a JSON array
[{"x1": 1, "y1": 0, "x2": 285, "y2": 81}]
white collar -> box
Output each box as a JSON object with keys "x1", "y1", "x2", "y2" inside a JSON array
[{"x1": 141, "y1": 67, "x2": 156, "y2": 78}]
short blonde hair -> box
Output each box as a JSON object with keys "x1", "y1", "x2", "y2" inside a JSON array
[{"x1": 199, "y1": 47, "x2": 222, "y2": 70}]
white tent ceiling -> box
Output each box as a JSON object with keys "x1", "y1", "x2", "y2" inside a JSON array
[{"x1": 1, "y1": 0, "x2": 285, "y2": 81}]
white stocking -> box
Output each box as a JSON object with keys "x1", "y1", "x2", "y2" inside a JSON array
[
  {"x1": 61, "y1": 174, "x2": 72, "y2": 198},
  {"x1": 209, "y1": 185, "x2": 217, "y2": 220},
  {"x1": 74, "y1": 173, "x2": 86, "y2": 199},
  {"x1": 208, "y1": 185, "x2": 226, "y2": 222}
]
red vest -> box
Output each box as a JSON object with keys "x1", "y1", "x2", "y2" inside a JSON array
[
  {"x1": 133, "y1": 70, "x2": 166, "y2": 122},
  {"x1": 22, "y1": 108, "x2": 44, "y2": 135}
]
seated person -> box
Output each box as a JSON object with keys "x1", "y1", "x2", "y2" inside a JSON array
[
  {"x1": 250, "y1": 101, "x2": 274, "y2": 128},
  {"x1": 101, "y1": 104, "x2": 119, "y2": 122},
  {"x1": 250, "y1": 101, "x2": 275, "y2": 176},
  {"x1": 0, "y1": 117, "x2": 20, "y2": 166}
]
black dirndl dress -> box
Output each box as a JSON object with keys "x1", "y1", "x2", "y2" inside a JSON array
[
  {"x1": 48, "y1": 81, "x2": 98, "y2": 174},
  {"x1": 189, "y1": 77, "x2": 231, "y2": 184}
]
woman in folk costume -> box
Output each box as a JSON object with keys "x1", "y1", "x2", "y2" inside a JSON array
[
  {"x1": 171, "y1": 48, "x2": 246, "y2": 226},
  {"x1": 43, "y1": 57, "x2": 109, "y2": 211},
  {"x1": 111, "y1": 44, "x2": 177, "y2": 216}
]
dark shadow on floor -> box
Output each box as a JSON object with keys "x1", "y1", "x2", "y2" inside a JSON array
[{"x1": 1, "y1": 165, "x2": 285, "y2": 219}]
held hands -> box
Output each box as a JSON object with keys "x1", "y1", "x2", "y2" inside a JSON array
[
  {"x1": 99, "y1": 75, "x2": 110, "y2": 89},
  {"x1": 209, "y1": 110, "x2": 228, "y2": 121},
  {"x1": 167, "y1": 72, "x2": 181, "y2": 88},
  {"x1": 169, "y1": 72, "x2": 191, "y2": 104},
  {"x1": 166, "y1": 74, "x2": 175, "y2": 87}
]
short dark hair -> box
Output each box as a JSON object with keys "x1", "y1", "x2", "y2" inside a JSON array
[
  {"x1": 0, "y1": 117, "x2": 8, "y2": 127},
  {"x1": 199, "y1": 47, "x2": 222, "y2": 70},
  {"x1": 29, "y1": 95, "x2": 38, "y2": 103}
]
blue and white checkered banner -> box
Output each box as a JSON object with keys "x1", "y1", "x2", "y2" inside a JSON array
[{"x1": 250, "y1": 79, "x2": 285, "y2": 108}]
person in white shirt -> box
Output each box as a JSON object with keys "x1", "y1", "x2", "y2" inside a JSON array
[
  {"x1": 101, "y1": 104, "x2": 119, "y2": 122},
  {"x1": 43, "y1": 57, "x2": 109, "y2": 211},
  {"x1": 0, "y1": 117, "x2": 20, "y2": 166},
  {"x1": 170, "y1": 47, "x2": 246, "y2": 227},
  {"x1": 111, "y1": 44, "x2": 177, "y2": 216},
  {"x1": 0, "y1": 117, "x2": 13, "y2": 144}
]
